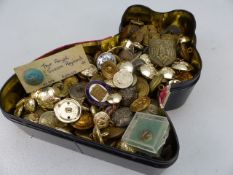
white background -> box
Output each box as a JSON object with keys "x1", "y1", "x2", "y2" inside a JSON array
[{"x1": 0, "y1": 0, "x2": 233, "y2": 175}]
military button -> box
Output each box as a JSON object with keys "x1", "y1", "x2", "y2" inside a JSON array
[
  {"x1": 140, "y1": 64, "x2": 158, "y2": 79},
  {"x1": 23, "y1": 97, "x2": 36, "y2": 113},
  {"x1": 96, "y1": 52, "x2": 117, "y2": 69},
  {"x1": 39, "y1": 111, "x2": 67, "y2": 128},
  {"x1": 116, "y1": 141, "x2": 136, "y2": 153},
  {"x1": 23, "y1": 113, "x2": 40, "y2": 123},
  {"x1": 159, "y1": 67, "x2": 175, "y2": 80},
  {"x1": 54, "y1": 98, "x2": 82, "y2": 123},
  {"x1": 93, "y1": 111, "x2": 110, "y2": 129},
  {"x1": 69, "y1": 82, "x2": 87, "y2": 104},
  {"x1": 136, "y1": 76, "x2": 149, "y2": 97},
  {"x1": 71, "y1": 112, "x2": 94, "y2": 130},
  {"x1": 101, "y1": 61, "x2": 118, "y2": 80},
  {"x1": 53, "y1": 82, "x2": 69, "y2": 98},
  {"x1": 112, "y1": 107, "x2": 133, "y2": 127},
  {"x1": 118, "y1": 61, "x2": 134, "y2": 73},
  {"x1": 63, "y1": 76, "x2": 79, "y2": 89},
  {"x1": 113, "y1": 70, "x2": 133, "y2": 89},
  {"x1": 23, "y1": 68, "x2": 44, "y2": 86},
  {"x1": 119, "y1": 86, "x2": 138, "y2": 107},
  {"x1": 105, "y1": 127, "x2": 125, "y2": 139},
  {"x1": 130, "y1": 96, "x2": 151, "y2": 112},
  {"x1": 171, "y1": 60, "x2": 194, "y2": 71},
  {"x1": 35, "y1": 87, "x2": 60, "y2": 110},
  {"x1": 80, "y1": 64, "x2": 98, "y2": 77},
  {"x1": 107, "y1": 93, "x2": 122, "y2": 104}
]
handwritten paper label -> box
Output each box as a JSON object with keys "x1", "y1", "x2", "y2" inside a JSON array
[{"x1": 14, "y1": 45, "x2": 90, "y2": 93}]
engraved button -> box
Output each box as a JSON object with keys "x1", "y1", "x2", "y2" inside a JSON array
[
  {"x1": 96, "y1": 52, "x2": 117, "y2": 69},
  {"x1": 23, "y1": 68, "x2": 44, "y2": 85},
  {"x1": 80, "y1": 64, "x2": 98, "y2": 77},
  {"x1": 54, "y1": 98, "x2": 82, "y2": 123},
  {"x1": 113, "y1": 70, "x2": 133, "y2": 89},
  {"x1": 112, "y1": 107, "x2": 133, "y2": 127}
]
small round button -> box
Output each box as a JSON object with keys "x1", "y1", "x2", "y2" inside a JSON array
[
  {"x1": 23, "y1": 68, "x2": 44, "y2": 85},
  {"x1": 54, "y1": 98, "x2": 82, "y2": 123}
]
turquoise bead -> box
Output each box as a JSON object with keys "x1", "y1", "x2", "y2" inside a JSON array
[{"x1": 23, "y1": 68, "x2": 44, "y2": 86}]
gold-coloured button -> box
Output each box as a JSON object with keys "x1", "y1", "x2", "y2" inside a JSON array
[
  {"x1": 136, "y1": 76, "x2": 149, "y2": 97},
  {"x1": 52, "y1": 82, "x2": 69, "y2": 98},
  {"x1": 80, "y1": 64, "x2": 98, "y2": 77},
  {"x1": 105, "y1": 127, "x2": 125, "y2": 139},
  {"x1": 130, "y1": 96, "x2": 151, "y2": 112},
  {"x1": 34, "y1": 87, "x2": 60, "y2": 110},
  {"x1": 63, "y1": 76, "x2": 79, "y2": 89},
  {"x1": 116, "y1": 141, "x2": 136, "y2": 153},
  {"x1": 39, "y1": 111, "x2": 66, "y2": 128},
  {"x1": 23, "y1": 113, "x2": 40, "y2": 123},
  {"x1": 149, "y1": 74, "x2": 163, "y2": 92},
  {"x1": 93, "y1": 111, "x2": 110, "y2": 129},
  {"x1": 101, "y1": 61, "x2": 118, "y2": 80},
  {"x1": 54, "y1": 98, "x2": 82, "y2": 123},
  {"x1": 171, "y1": 60, "x2": 194, "y2": 71},
  {"x1": 159, "y1": 67, "x2": 175, "y2": 80},
  {"x1": 72, "y1": 112, "x2": 94, "y2": 130}
]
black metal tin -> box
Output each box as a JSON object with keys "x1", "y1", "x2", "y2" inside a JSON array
[
  {"x1": 0, "y1": 4, "x2": 204, "y2": 171},
  {"x1": 119, "y1": 5, "x2": 202, "y2": 110}
]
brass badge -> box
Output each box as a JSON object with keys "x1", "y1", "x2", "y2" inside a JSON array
[{"x1": 149, "y1": 34, "x2": 177, "y2": 66}]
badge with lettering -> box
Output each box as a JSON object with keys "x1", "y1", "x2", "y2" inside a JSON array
[
  {"x1": 14, "y1": 45, "x2": 90, "y2": 93},
  {"x1": 149, "y1": 34, "x2": 177, "y2": 66}
]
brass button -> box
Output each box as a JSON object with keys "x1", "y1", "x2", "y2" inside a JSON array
[{"x1": 54, "y1": 98, "x2": 82, "y2": 123}]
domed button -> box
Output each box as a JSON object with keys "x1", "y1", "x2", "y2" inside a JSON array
[{"x1": 23, "y1": 68, "x2": 44, "y2": 86}]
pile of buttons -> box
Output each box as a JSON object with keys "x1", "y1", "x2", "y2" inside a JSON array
[{"x1": 14, "y1": 19, "x2": 196, "y2": 157}]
